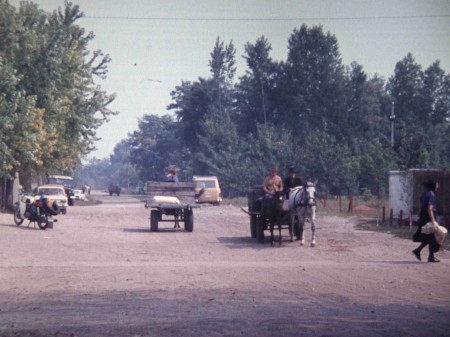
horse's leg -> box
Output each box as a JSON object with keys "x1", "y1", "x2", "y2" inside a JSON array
[
  {"x1": 278, "y1": 221, "x2": 282, "y2": 246},
  {"x1": 292, "y1": 210, "x2": 301, "y2": 241},
  {"x1": 298, "y1": 209, "x2": 305, "y2": 245},
  {"x1": 289, "y1": 212, "x2": 295, "y2": 242},
  {"x1": 310, "y1": 207, "x2": 316, "y2": 247}
]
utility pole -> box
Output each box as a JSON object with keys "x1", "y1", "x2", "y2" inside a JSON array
[{"x1": 389, "y1": 102, "x2": 396, "y2": 147}]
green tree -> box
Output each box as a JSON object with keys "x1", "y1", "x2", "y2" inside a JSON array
[
  {"x1": 420, "y1": 61, "x2": 450, "y2": 167},
  {"x1": 282, "y1": 25, "x2": 346, "y2": 137},
  {"x1": 168, "y1": 78, "x2": 214, "y2": 152},
  {"x1": 109, "y1": 140, "x2": 140, "y2": 189},
  {"x1": 343, "y1": 63, "x2": 388, "y2": 140},
  {"x1": 0, "y1": 55, "x2": 40, "y2": 178},
  {"x1": 195, "y1": 113, "x2": 251, "y2": 195},
  {"x1": 358, "y1": 140, "x2": 396, "y2": 198},
  {"x1": 236, "y1": 36, "x2": 275, "y2": 130},
  {"x1": 128, "y1": 114, "x2": 189, "y2": 181},
  {"x1": 75, "y1": 157, "x2": 112, "y2": 189},
  {"x1": 1, "y1": 1, "x2": 117, "y2": 182},
  {"x1": 209, "y1": 37, "x2": 236, "y2": 117},
  {"x1": 387, "y1": 54, "x2": 449, "y2": 168},
  {"x1": 302, "y1": 130, "x2": 359, "y2": 195}
]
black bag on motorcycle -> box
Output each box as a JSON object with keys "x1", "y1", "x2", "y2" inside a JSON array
[{"x1": 28, "y1": 204, "x2": 39, "y2": 222}]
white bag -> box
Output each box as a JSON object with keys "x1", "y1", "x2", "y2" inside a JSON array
[
  {"x1": 434, "y1": 223, "x2": 448, "y2": 246},
  {"x1": 421, "y1": 221, "x2": 448, "y2": 246},
  {"x1": 153, "y1": 195, "x2": 180, "y2": 204},
  {"x1": 421, "y1": 222, "x2": 435, "y2": 234}
]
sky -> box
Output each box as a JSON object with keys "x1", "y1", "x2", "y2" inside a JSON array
[{"x1": 8, "y1": 0, "x2": 450, "y2": 159}]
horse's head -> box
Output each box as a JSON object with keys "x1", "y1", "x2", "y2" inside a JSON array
[
  {"x1": 273, "y1": 190, "x2": 285, "y2": 210},
  {"x1": 304, "y1": 182, "x2": 316, "y2": 207}
]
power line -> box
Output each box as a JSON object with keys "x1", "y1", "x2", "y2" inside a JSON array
[{"x1": 82, "y1": 14, "x2": 450, "y2": 22}]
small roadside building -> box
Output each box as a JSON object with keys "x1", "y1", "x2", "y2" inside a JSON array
[{"x1": 388, "y1": 169, "x2": 450, "y2": 226}]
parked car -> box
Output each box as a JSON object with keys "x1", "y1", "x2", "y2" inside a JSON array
[
  {"x1": 72, "y1": 189, "x2": 86, "y2": 200},
  {"x1": 108, "y1": 183, "x2": 121, "y2": 196},
  {"x1": 35, "y1": 184, "x2": 69, "y2": 214},
  {"x1": 193, "y1": 176, "x2": 222, "y2": 205},
  {"x1": 47, "y1": 175, "x2": 75, "y2": 206}
]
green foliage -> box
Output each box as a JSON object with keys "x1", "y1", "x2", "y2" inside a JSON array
[
  {"x1": 358, "y1": 140, "x2": 396, "y2": 197},
  {"x1": 0, "y1": 55, "x2": 38, "y2": 177},
  {"x1": 0, "y1": 0, "x2": 116, "y2": 184},
  {"x1": 128, "y1": 114, "x2": 191, "y2": 182},
  {"x1": 301, "y1": 129, "x2": 359, "y2": 194},
  {"x1": 121, "y1": 24, "x2": 449, "y2": 198},
  {"x1": 282, "y1": 25, "x2": 347, "y2": 135},
  {"x1": 75, "y1": 157, "x2": 111, "y2": 189},
  {"x1": 387, "y1": 54, "x2": 450, "y2": 169},
  {"x1": 195, "y1": 113, "x2": 252, "y2": 195},
  {"x1": 168, "y1": 78, "x2": 214, "y2": 152},
  {"x1": 236, "y1": 36, "x2": 277, "y2": 131},
  {"x1": 76, "y1": 141, "x2": 140, "y2": 190}
]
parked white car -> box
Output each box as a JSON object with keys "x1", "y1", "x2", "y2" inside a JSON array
[
  {"x1": 35, "y1": 184, "x2": 68, "y2": 214},
  {"x1": 72, "y1": 189, "x2": 86, "y2": 200}
]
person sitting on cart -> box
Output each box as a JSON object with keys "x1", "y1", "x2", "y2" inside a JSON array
[
  {"x1": 165, "y1": 169, "x2": 179, "y2": 183},
  {"x1": 262, "y1": 166, "x2": 283, "y2": 197},
  {"x1": 283, "y1": 167, "x2": 303, "y2": 199}
]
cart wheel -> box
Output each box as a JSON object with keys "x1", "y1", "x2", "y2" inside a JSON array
[
  {"x1": 13, "y1": 207, "x2": 24, "y2": 226},
  {"x1": 250, "y1": 215, "x2": 257, "y2": 238},
  {"x1": 256, "y1": 218, "x2": 265, "y2": 243},
  {"x1": 150, "y1": 210, "x2": 159, "y2": 232},
  {"x1": 184, "y1": 209, "x2": 194, "y2": 232}
]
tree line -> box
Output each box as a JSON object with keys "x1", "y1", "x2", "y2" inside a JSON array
[{"x1": 85, "y1": 25, "x2": 449, "y2": 198}]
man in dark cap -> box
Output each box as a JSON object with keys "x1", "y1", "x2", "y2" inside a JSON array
[{"x1": 283, "y1": 167, "x2": 303, "y2": 199}]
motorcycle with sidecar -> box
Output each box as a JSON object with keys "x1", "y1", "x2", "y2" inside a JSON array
[{"x1": 13, "y1": 193, "x2": 60, "y2": 230}]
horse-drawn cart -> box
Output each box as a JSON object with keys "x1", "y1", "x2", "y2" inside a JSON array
[
  {"x1": 242, "y1": 186, "x2": 295, "y2": 244},
  {"x1": 145, "y1": 181, "x2": 199, "y2": 232}
]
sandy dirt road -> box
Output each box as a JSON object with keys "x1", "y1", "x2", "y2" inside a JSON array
[{"x1": 0, "y1": 191, "x2": 449, "y2": 337}]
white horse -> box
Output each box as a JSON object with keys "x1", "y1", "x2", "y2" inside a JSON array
[{"x1": 288, "y1": 182, "x2": 317, "y2": 246}]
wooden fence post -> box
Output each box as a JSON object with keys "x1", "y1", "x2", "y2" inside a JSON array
[
  {"x1": 390, "y1": 208, "x2": 393, "y2": 226},
  {"x1": 348, "y1": 195, "x2": 353, "y2": 212},
  {"x1": 398, "y1": 210, "x2": 403, "y2": 227}
]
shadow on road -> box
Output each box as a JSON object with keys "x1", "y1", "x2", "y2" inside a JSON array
[
  {"x1": 0, "y1": 222, "x2": 42, "y2": 230},
  {"x1": 0, "y1": 289, "x2": 448, "y2": 337},
  {"x1": 366, "y1": 260, "x2": 423, "y2": 265},
  {"x1": 123, "y1": 228, "x2": 150, "y2": 233},
  {"x1": 123, "y1": 227, "x2": 190, "y2": 233},
  {"x1": 217, "y1": 236, "x2": 272, "y2": 250}
]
